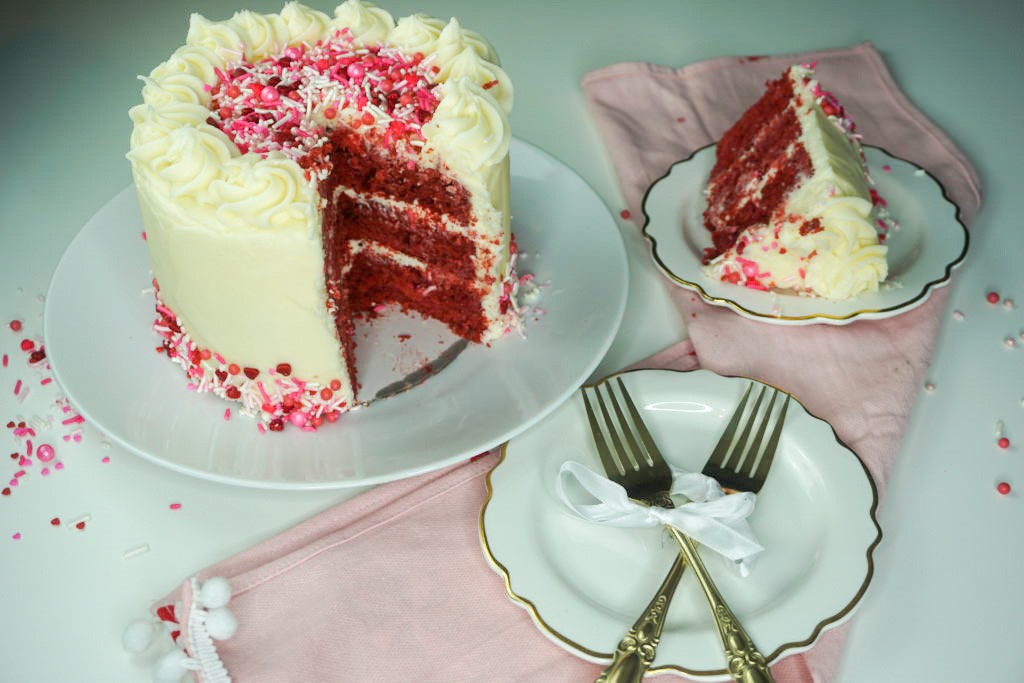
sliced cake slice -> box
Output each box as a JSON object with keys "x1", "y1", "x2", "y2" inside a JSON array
[{"x1": 701, "y1": 64, "x2": 890, "y2": 300}]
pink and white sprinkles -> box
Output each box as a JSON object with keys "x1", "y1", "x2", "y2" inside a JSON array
[
  {"x1": 206, "y1": 28, "x2": 441, "y2": 160},
  {"x1": 3, "y1": 310, "x2": 87, "y2": 511},
  {"x1": 152, "y1": 288, "x2": 351, "y2": 432}
]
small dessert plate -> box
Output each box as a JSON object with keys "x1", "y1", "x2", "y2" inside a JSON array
[
  {"x1": 642, "y1": 145, "x2": 969, "y2": 325},
  {"x1": 481, "y1": 368, "x2": 881, "y2": 679}
]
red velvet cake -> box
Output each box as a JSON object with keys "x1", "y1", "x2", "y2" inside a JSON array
[
  {"x1": 702, "y1": 64, "x2": 889, "y2": 299},
  {"x1": 127, "y1": 2, "x2": 519, "y2": 431}
]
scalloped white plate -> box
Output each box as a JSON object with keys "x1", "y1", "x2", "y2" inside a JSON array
[
  {"x1": 481, "y1": 368, "x2": 881, "y2": 679},
  {"x1": 44, "y1": 138, "x2": 628, "y2": 489},
  {"x1": 642, "y1": 145, "x2": 968, "y2": 325}
]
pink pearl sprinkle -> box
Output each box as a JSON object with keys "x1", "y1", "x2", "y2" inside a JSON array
[
  {"x1": 347, "y1": 62, "x2": 365, "y2": 79},
  {"x1": 289, "y1": 411, "x2": 309, "y2": 427},
  {"x1": 284, "y1": 46, "x2": 302, "y2": 60},
  {"x1": 36, "y1": 444, "x2": 55, "y2": 462},
  {"x1": 260, "y1": 86, "x2": 280, "y2": 103},
  {"x1": 41, "y1": 468, "x2": 50, "y2": 476},
  {"x1": 101, "y1": 457, "x2": 110, "y2": 464},
  {"x1": 12, "y1": 533, "x2": 21, "y2": 540},
  {"x1": 54, "y1": 462, "x2": 63, "y2": 470}
]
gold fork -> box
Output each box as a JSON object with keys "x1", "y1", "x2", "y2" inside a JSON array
[{"x1": 583, "y1": 376, "x2": 790, "y2": 683}]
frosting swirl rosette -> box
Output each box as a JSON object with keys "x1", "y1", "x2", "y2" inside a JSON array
[
  {"x1": 441, "y1": 46, "x2": 512, "y2": 113},
  {"x1": 331, "y1": 0, "x2": 395, "y2": 46},
  {"x1": 279, "y1": 3, "x2": 332, "y2": 45},
  {"x1": 210, "y1": 157, "x2": 316, "y2": 232},
  {"x1": 422, "y1": 78, "x2": 510, "y2": 171},
  {"x1": 142, "y1": 46, "x2": 221, "y2": 106},
  {"x1": 387, "y1": 13, "x2": 446, "y2": 54}
]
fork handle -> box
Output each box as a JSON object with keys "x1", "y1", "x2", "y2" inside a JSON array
[
  {"x1": 595, "y1": 553, "x2": 687, "y2": 683},
  {"x1": 667, "y1": 528, "x2": 774, "y2": 682}
]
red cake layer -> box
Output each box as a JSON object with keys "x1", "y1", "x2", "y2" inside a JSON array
[
  {"x1": 345, "y1": 250, "x2": 489, "y2": 342},
  {"x1": 702, "y1": 71, "x2": 812, "y2": 262},
  {"x1": 307, "y1": 126, "x2": 474, "y2": 225},
  {"x1": 328, "y1": 193, "x2": 481, "y2": 280}
]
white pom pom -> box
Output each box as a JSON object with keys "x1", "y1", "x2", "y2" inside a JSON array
[
  {"x1": 204, "y1": 606, "x2": 238, "y2": 641},
  {"x1": 122, "y1": 618, "x2": 157, "y2": 653},
  {"x1": 197, "y1": 576, "x2": 232, "y2": 609},
  {"x1": 152, "y1": 649, "x2": 189, "y2": 683}
]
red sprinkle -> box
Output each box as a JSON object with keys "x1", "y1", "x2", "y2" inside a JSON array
[
  {"x1": 8, "y1": 320, "x2": 22, "y2": 332},
  {"x1": 998, "y1": 437, "x2": 1011, "y2": 449},
  {"x1": 243, "y1": 367, "x2": 260, "y2": 380},
  {"x1": 75, "y1": 521, "x2": 86, "y2": 530},
  {"x1": 986, "y1": 291, "x2": 1001, "y2": 304},
  {"x1": 169, "y1": 503, "x2": 182, "y2": 510},
  {"x1": 19, "y1": 339, "x2": 34, "y2": 351},
  {"x1": 50, "y1": 517, "x2": 61, "y2": 526},
  {"x1": 997, "y1": 481, "x2": 1012, "y2": 495},
  {"x1": 329, "y1": 379, "x2": 342, "y2": 391},
  {"x1": 619, "y1": 209, "x2": 631, "y2": 220},
  {"x1": 275, "y1": 362, "x2": 292, "y2": 377}
]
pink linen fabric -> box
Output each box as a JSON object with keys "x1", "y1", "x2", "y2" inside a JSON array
[{"x1": 153, "y1": 43, "x2": 980, "y2": 682}]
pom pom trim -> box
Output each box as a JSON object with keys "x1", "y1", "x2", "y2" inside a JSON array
[{"x1": 183, "y1": 577, "x2": 234, "y2": 683}]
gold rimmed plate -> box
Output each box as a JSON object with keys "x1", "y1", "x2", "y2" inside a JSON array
[
  {"x1": 480, "y1": 368, "x2": 881, "y2": 679},
  {"x1": 641, "y1": 145, "x2": 969, "y2": 325}
]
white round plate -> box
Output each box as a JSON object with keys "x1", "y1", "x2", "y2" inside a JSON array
[
  {"x1": 481, "y1": 369, "x2": 881, "y2": 679},
  {"x1": 642, "y1": 145, "x2": 969, "y2": 325},
  {"x1": 44, "y1": 138, "x2": 628, "y2": 489}
]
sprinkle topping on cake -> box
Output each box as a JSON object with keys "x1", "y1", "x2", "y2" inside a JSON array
[{"x1": 206, "y1": 29, "x2": 441, "y2": 158}]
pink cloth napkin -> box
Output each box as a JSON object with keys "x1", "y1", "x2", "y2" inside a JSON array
[{"x1": 141, "y1": 43, "x2": 980, "y2": 683}]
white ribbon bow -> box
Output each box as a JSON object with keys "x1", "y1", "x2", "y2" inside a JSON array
[{"x1": 556, "y1": 461, "x2": 764, "y2": 576}]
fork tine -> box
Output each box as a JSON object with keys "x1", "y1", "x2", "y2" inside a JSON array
[
  {"x1": 582, "y1": 387, "x2": 624, "y2": 479},
  {"x1": 743, "y1": 388, "x2": 778, "y2": 470},
  {"x1": 706, "y1": 382, "x2": 754, "y2": 470},
  {"x1": 613, "y1": 377, "x2": 666, "y2": 471},
  {"x1": 602, "y1": 380, "x2": 646, "y2": 471},
  {"x1": 593, "y1": 382, "x2": 637, "y2": 473},
  {"x1": 728, "y1": 385, "x2": 769, "y2": 472},
  {"x1": 749, "y1": 392, "x2": 791, "y2": 487}
]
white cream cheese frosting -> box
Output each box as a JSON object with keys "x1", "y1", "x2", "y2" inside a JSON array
[
  {"x1": 128, "y1": 1, "x2": 513, "y2": 427},
  {"x1": 704, "y1": 65, "x2": 889, "y2": 300}
]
